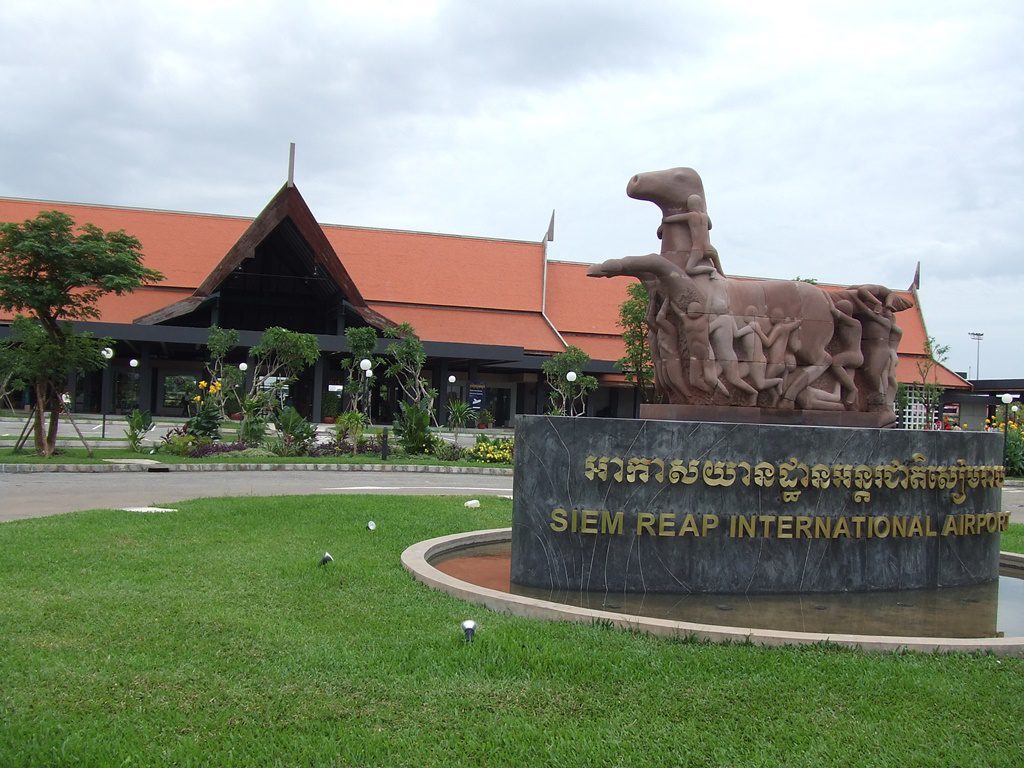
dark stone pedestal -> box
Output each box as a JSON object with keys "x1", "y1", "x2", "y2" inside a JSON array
[{"x1": 511, "y1": 416, "x2": 1006, "y2": 594}]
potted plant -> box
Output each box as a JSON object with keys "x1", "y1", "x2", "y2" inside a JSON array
[
  {"x1": 321, "y1": 392, "x2": 341, "y2": 424},
  {"x1": 477, "y1": 408, "x2": 494, "y2": 429}
]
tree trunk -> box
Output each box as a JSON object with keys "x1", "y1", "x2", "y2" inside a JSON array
[
  {"x1": 46, "y1": 399, "x2": 61, "y2": 456},
  {"x1": 32, "y1": 378, "x2": 48, "y2": 455}
]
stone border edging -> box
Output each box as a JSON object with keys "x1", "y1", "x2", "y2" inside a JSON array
[
  {"x1": 0, "y1": 462, "x2": 512, "y2": 475},
  {"x1": 401, "y1": 528, "x2": 1024, "y2": 657}
]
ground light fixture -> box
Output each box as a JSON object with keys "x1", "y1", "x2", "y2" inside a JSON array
[
  {"x1": 129, "y1": 358, "x2": 139, "y2": 368},
  {"x1": 101, "y1": 347, "x2": 114, "y2": 360},
  {"x1": 318, "y1": 552, "x2": 333, "y2": 566},
  {"x1": 367, "y1": 521, "x2": 376, "y2": 531},
  {"x1": 238, "y1": 362, "x2": 248, "y2": 372},
  {"x1": 461, "y1": 619, "x2": 477, "y2": 642}
]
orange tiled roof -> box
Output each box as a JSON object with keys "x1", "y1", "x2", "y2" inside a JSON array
[
  {"x1": 323, "y1": 225, "x2": 545, "y2": 312},
  {"x1": 0, "y1": 194, "x2": 953, "y2": 389},
  {"x1": 366, "y1": 302, "x2": 564, "y2": 354},
  {"x1": 0, "y1": 197, "x2": 249, "y2": 289},
  {"x1": 895, "y1": 356, "x2": 971, "y2": 390}
]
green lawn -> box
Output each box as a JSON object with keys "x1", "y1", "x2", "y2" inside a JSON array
[{"x1": 1, "y1": 498, "x2": 1022, "y2": 767}]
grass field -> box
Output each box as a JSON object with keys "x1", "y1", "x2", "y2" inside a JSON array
[{"x1": 1, "y1": 496, "x2": 1022, "y2": 767}]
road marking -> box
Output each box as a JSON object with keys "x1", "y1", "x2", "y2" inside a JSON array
[{"x1": 322, "y1": 485, "x2": 513, "y2": 493}]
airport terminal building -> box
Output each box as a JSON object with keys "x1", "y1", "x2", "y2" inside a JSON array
[{"x1": 0, "y1": 180, "x2": 970, "y2": 426}]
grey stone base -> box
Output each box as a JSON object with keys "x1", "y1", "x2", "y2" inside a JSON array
[{"x1": 511, "y1": 416, "x2": 1005, "y2": 594}]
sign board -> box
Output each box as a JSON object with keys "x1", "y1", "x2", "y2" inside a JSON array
[{"x1": 469, "y1": 385, "x2": 485, "y2": 411}]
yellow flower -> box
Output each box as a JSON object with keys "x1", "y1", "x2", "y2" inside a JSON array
[
  {"x1": 199, "y1": 380, "x2": 208, "y2": 389},
  {"x1": 192, "y1": 395, "x2": 201, "y2": 403}
]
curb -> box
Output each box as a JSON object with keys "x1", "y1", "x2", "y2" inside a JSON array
[
  {"x1": 0, "y1": 462, "x2": 512, "y2": 475},
  {"x1": 402, "y1": 529, "x2": 1024, "y2": 657}
]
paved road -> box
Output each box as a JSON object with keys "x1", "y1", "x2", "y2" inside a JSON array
[
  {"x1": 3, "y1": 469, "x2": 1022, "y2": 526},
  {"x1": 0, "y1": 470, "x2": 514, "y2": 522}
]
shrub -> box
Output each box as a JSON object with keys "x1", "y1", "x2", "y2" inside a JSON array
[
  {"x1": 394, "y1": 401, "x2": 435, "y2": 455},
  {"x1": 276, "y1": 406, "x2": 317, "y2": 452},
  {"x1": 160, "y1": 427, "x2": 208, "y2": 457},
  {"x1": 125, "y1": 408, "x2": 153, "y2": 452},
  {"x1": 239, "y1": 396, "x2": 268, "y2": 445},
  {"x1": 432, "y1": 440, "x2": 464, "y2": 462},
  {"x1": 188, "y1": 441, "x2": 247, "y2": 458},
  {"x1": 465, "y1": 434, "x2": 514, "y2": 464},
  {"x1": 335, "y1": 410, "x2": 368, "y2": 451}
]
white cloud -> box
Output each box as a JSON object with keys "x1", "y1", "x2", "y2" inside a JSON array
[{"x1": 1, "y1": 0, "x2": 1021, "y2": 375}]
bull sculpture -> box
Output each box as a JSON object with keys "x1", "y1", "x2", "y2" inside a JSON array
[{"x1": 587, "y1": 167, "x2": 911, "y2": 422}]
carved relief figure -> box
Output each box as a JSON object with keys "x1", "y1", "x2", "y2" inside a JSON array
[{"x1": 587, "y1": 167, "x2": 912, "y2": 421}]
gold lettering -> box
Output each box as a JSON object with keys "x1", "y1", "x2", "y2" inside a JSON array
[
  {"x1": 550, "y1": 507, "x2": 568, "y2": 533},
  {"x1": 636, "y1": 512, "x2": 655, "y2": 536},
  {"x1": 702, "y1": 514, "x2": 720, "y2": 536},
  {"x1": 832, "y1": 517, "x2": 850, "y2": 538},
  {"x1": 759, "y1": 516, "x2": 776, "y2": 537},
  {"x1": 926, "y1": 515, "x2": 937, "y2": 537},
  {"x1": 658, "y1": 513, "x2": 676, "y2": 536},
  {"x1": 580, "y1": 509, "x2": 598, "y2": 534},
  {"x1": 873, "y1": 516, "x2": 891, "y2": 538},
  {"x1": 908, "y1": 517, "x2": 924, "y2": 537},
  {"x1": 851, "y1": 516, "x2": 866, "y2": 538},
  {"x1": 737, "y1": 516, "x2": 757, "y2": 538},
  {"x1": 964, "y1": 514, "x2": 977, "y2": 535},
  {"x1": 942, "y1": 515, "x2": 958, "y2": 536},
  {"x1": 814, "y1": 516, "x2": 832, "y2": 538},
  {"x1": 1000, "y1": 512, "x2": 1011, "y2": 531},
  {"x1": 601, "y1": 510, "x2": 624, "y2": 535},
  {"x1": 777, "y1": 516, "x2": 794, "y2": 539},
  {"x1": 679, "y1": 514, "x2": 700, "y2": 536},
  {"x1": 795, "y1": 516, "x2": 812, "y2": 539},
  {"x1": 891, "y1": 516, "x2": 907, "y2": 538}
]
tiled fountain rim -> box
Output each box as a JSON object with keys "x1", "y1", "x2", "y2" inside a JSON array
[{"x1": 401, "y1": 528, "x2": 1024, "y2": 657}]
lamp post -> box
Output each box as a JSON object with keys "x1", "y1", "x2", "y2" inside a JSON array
[
  {"x1": 566, "y1": 371, "x2": 578, "y2": 417},
  {"x1": 360, "y1": 359, "x2": 373, "y2": 422},
  {"x1": 968, "y1": 332, "x2": 983, "y2": 379},
  {"x1": 999, "y1": 394, "x2": 1018, "y2": 463},
  {"x1": 100, "y1": 348, "x2": 113, "y2": 438}
]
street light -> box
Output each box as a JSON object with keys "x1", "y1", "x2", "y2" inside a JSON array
[
  {"x1": 1000, "y1": 393, "x2": 1018, "y2": 438},
  {"x1": 101, "y1": 347, "x2": 114, "y2": 360},
  {"x1": 238, "y1": 362, "x2": 248, "y2": 372},
  {"x1": 566, "y1": 371, "x2": 578, "y2": 382},
  {"x1": 448, "y1": 374, "x2": 456, "y2": 384},
  {"x1": 359, "y1": 358, "x2": 372, "y2": 371},
  {"x1": 129, "y1": 358, "x2": 139, "y2": 368},
  {"x1": 968, "y1": 332, "x2": 983, "y2": 379}
]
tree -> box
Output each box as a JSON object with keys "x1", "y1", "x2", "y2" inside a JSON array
[
  {"x1": 0, "y1": 342, "x2": 25, "y2": 411},
  {"x1": 383, "y1": 323, "x2": 436, "y2": 417},
  {"x1": 615, "y1": 281, "x2": 655, "y2": 401},
  {"x1": 2, "y1": 317, "x2": 110, "y2": 452},
  {"x1": 340, "y1": 326, "x2": 379, "y2": 414},
  {"x1": 543, "y1": 346, "x2": 598, "y2": 416},
  {"x1": 915, "y1": 336, "x2": 950, "y2": 430},
  {"x1": 247, "y1": 326, "x2": 320, "y2": 411},
  {"x1": 0, "y1": 211, "x2": 162, "y2": 455},
  {"x1": 205, "y1": 325, "x2": 243, "y2": 418}
]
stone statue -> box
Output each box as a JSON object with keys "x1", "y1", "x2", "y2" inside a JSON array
[{"x1": 587, "y1": 167, "x2": 912, "y2": 425}]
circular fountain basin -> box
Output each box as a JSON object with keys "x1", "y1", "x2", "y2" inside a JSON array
[{"x1": 401, "y1": 528, "x2": 1024, "y2": 656}]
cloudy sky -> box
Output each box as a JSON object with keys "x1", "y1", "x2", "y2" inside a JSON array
[{"x1": 2, "y1": 1, "x2": 1021, "y2": 378}]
